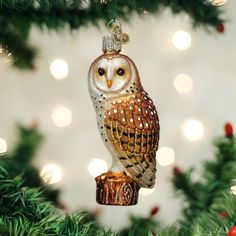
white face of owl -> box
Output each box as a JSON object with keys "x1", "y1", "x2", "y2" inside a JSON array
[{"x1": 89, "y1": 56, "x2": 132, "y2": 94}]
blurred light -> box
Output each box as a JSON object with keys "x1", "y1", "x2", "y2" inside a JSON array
[
  {"x1": 231, "y1": 186, "x2": 236, "y2": 196},
  {"x1": 173, "y1": 74, "x2": 193, "y2": 93},
  {"x1": 143, "y1": 10, "x2": 148, "y2": 16},
  {"x1": 81, "y1": 0, "x2": 91, "y2": 9},
  {"x1": 183, "y1": 119, "x2": 204, "y2": 141},
  {"x1": 231, "y1": 179, "x2": 236, "y2": 196},
  {"x1": 0, "y1": 46, "x2": 12, "y2": 63},
  {"x1": 52, "y1": 106, "x2": 72, "y2": 127},
  {"x1": 40, "y1": 163, "x2": 62, "y2": 184},
  {"x1": 157, "y1": 146, "x2": 175, "y2": 166},
  {"x1": 88, "y1": 158, "x2": 108, "y2": 178},
  {"x1": 140, "y1": 188, "x2": 155, "y2": 196},
  {"x1": 172, "y1": 31, "x2": 191, "y2": 50},
  {"x1": 50, "y1": 59, "x2": 68, "y2": 80},
  {"x1": 211, "y1": 0, "x2": 227, "y2": 5},
  {"x1": 0, "y1": 138, "x2": 7, "y2": 154}
]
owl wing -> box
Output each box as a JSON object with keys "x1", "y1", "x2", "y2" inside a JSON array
[{"x1": 104, "y1": 90, "x2": 160, "y2": 188}]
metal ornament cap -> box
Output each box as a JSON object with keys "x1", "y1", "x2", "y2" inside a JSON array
[{"x1": 102, "y1": 35, "x2": 121, "y2": 53}]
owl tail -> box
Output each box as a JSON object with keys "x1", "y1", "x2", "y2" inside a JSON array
[{"x1": 122, "y1": 160, "x2": 156, "y2": 189}]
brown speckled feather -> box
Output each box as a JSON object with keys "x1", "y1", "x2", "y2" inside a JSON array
[{"x1": 104, "y1": 90, "x2": 160, "y2": 188}]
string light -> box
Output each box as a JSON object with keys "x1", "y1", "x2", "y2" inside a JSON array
[
  {"x1": 52, "y1": 106, "x2": 72, "y2": 128},
  {"x1": 157, "y1": 146, "x2": 175, "y2": 166},
  {"x1": 231, "y1": 179, "x2": 236, "y2": 196},
  {"x1": 50, "y1": 59, "x2": 69, "y2": 80},
  {"x1": 172, "y1": 30, "x2": 191, "y2": 50},
  {"x1": 173, "y1": 74, "x2": 193, "y2": 94},
  {"x1": 211, "y1": 0, "x2": 227, "y2": 6},
  {"x1": 40, "y1": 163, "x2": 62, "y2": 184},
  {"x1": 143, "y1": 10, "x2": 148, "y2": 16},
  {"x1": 0, "y1": 138, "x2": 7, "y2": 154},
  {"x1": 183, "y1": 119, "x2": 204, "y2": 141},
  {"x1": 0, "y1": 45, "x2": 12, "y2": 63},
  {"x1": 88, "y1": 158, "x2": 108, "y2": 178},
  {"x1": 81, "y1": 0, "x2": 91, "y2": 9},
  {"x1": 140, "y1": 188, "x2": 155, "y2": 196}
]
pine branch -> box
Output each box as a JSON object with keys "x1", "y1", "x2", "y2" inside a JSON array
[
  {"x1": 10, "y1": 124, "x2": 43, "y2": 164},
  {"x1": 0, "y1": 124, "x2": 235, "y2": 236},
  {"x1": 0, "y1": 166, "x2": 116, "y2": 235},
  {"x1": 172, "y1": 167, "x2": 205, "y2": 220},
  {"x1": 0, "y1": 0, "x2": 224, "y2": 70},
  {"x1": 0, "y1": 166, "x2": 53, "y2": 221},
  {"x1": 187, "y1": 194, "x2": 236, "y2": 236},
  {"x1": 202, "y1": 136, "x2": 236, "y2": 209},
  {"x1": 0, "y1": 123, "x2": 60, "y2": 205},
  {"x1": 172, "y1": 132, "x2": 236, "y2": 214},
  {"x1": 172, "y1": 168, "x2": 201, "y2": 202},
  {"x1": 157, "y1": 226, "x2": 179, "y2": 236},
  {"x1": 171, "y1": 124, "x2": 236, "y2": 233},
  {"x1": 119, "y1": 214, "x2": 158, "y2": 236}
]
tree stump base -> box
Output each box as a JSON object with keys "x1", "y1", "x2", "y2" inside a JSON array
[{"x1": 95, "y1": 171, "x2": 140, "y2": 206}]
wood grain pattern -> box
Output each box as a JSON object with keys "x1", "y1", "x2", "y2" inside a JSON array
[{"x1": 96, "y1": 172, "x2": 139, "y2": 206}]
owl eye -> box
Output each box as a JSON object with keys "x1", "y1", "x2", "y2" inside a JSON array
[
  {"x1": 117, "y1": 68, "x2": 125, "y2": 76},
  {"x1": 98, "y1": 68, "x2": 105, "y2": 76}
]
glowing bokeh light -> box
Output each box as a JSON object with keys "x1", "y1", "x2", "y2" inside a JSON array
[
  {"x1": 211, "y1": 0, "x2": 227, "y2": 6},
  {"x1": 231, "y1": 179, "x2": 236, "y2": 196},
  {"x1": 50, "y1": 59, "x2": 69, "y2": 80},
  {"x1": 140, "y1": 188, "x2": 155, "y2": 196},
  {"x1": 172, "y1": 30, "x2": 191, "y2": 50},
  {"x1": 173, "y1": 74, "x2": 193, "y2": 93},
  {"x1": 40, "y1": 163, "x2": 62, "y2": 184},
  {"x1": 81, "y1": 0, "x2": 91, "y2": 9},
  {"x1": 0, "y1": 138, "x2": 7, "y2": 154},
  {"x1": 231, "y1": 185, "x2": 236, "y2": 196},
  {"x1": 52, "y1": 106, "x2": 72, "y2": 127},
  {"x1": 157, "y1": 146, "x2": 175, "y2": 166},
  {"x1": 183, "y1": 119, "x2": 204, "y2": 141},
  {"x1": 88, "y1": 158, "x2": 108, "y2": 178}
]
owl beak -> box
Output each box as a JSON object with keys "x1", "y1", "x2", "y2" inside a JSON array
[{"x1": 106, "y1": 80, "x2": 113, "y2": 88}]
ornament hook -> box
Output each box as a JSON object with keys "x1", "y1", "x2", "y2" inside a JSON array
[
  {"x1": 107, "y1": 19, "x2": 130, "y2": 45},
  {"x1": 111, "y1": 0, "x2": 116, "y2": 22}
]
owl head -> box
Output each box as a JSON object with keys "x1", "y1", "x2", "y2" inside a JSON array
[{"x1": 88, "y1": 52, "x2": 142, "y2": 99}]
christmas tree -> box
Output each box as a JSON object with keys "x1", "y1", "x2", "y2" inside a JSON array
[
  {"x1": 0, "y1": 1, "x2": 233, "y2": 235},
  {"x1": 0, "y1": 123, "x2": 235, "y2": 235},
  {"x1": 0, "y1": 123, "x2": 61, "y2": 206},
  {"x1": 169, "y1": 122, "x2": 236, "y2": 235},
  {"x1": 0, "y1": 0, "x2": 224, "y2": 69}
]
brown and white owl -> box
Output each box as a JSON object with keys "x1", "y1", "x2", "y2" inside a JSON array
[{"x1": 88, "y1": 35, "x2": 160, "y2": 190}]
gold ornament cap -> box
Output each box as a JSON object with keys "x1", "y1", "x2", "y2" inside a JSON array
[{"x1": 102, "y1": 35, "x2": 121, "y2": 53}]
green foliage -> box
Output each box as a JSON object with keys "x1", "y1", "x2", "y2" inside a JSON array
[
  {"x1": 172, "y1": 135, "x2": 236, "y2": 222},
  {"x1": 55, "y1": 213, "x2": 115, "y2": 236},
  {"x1": 0, "y1": 125, "x2": 235, "y2": 235},
  {"x1": 0, "y1": 167, "x2": 53, "y2": 221},
  {"x1": 157, "y1": 226, "x2": 179, "y2": 236},
  {"x1": 119, "y1": 214, "x2": 158, "y2": 236},
  {"x1": 171, "y1": 130, "x2": 236, "y2": 236},
  {"x1": 0, "y1": 124, "x2": 60, "y2": 205},
  {"x1": 180, "y1": 194, "x2": 236, "y2": 236},
  {"x1": 9, "y1": 124, "x2": 43, "y2": 163},
  {"x1": 0, "y1": 166, "x2": 116, "y2": 235},
  {"x1": 0, "y1": 0, "x2": 224, "y2": 70}
]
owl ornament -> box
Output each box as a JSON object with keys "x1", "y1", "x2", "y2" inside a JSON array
[{"x1": 88, "y1": 33, "x2": 160, "y2": 206}]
